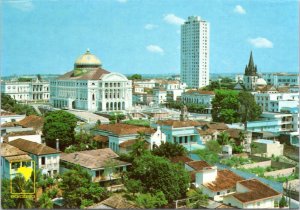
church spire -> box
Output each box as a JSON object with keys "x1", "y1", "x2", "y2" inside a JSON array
[{"x1": 244, "y1": 51, "x2": 258, "y2": 76}]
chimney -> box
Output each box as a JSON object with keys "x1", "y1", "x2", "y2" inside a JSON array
[{"x1": 56, "y1": 139, "x2": 59, "y2": 151}]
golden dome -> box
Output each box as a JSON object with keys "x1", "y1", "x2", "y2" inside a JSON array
[{"x1": 74, "y1": 49, "x2": 101, "y2": 68}]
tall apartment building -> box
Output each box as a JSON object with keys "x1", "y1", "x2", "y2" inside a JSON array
[{"x1": 181, "y1": 16, "x2": 210, "y2": 88}]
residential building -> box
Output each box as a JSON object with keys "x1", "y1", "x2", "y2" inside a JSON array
[
  {"x1": 1, "y1": 130, "x2": 41, "y2": 144},
  {"x1": 223, "y1": 179, "x2": 281, "y2": 208},
  {"x1": 254, "y1": 92, "x2": 299, "y2": 112},
  {"x1": 1, "y1": 143, "x2": 33, "y2": 179},
  {"x1": 153, "y1": 87, "x2": 167, "y2": 104},
  {"x1": 133, "y1": 79, "x2": 156, "y2": 89},
  {"x1": 181, "y1": 90, "x2": 215, "y2": 113},
  {"x1": 50, "y1": 49, "x2": 132, "y2": 112},
  {"x1": 94, "y1": 123, "x2": 166, "y2": 153},
  {"x1": 60, "y1": 148, "x2": 131, "y2": 183},
  {"x1": 9, "y1": 139, "x2": 60, "y2": 176},
  {"x1": 154, "y1": 120, "x2": 202, "y2": 146},
  {"x1": 189, "y1": 161, "x2": 244, "y2": 201},
  {"x1": 1, "y1": 79, "x2": 50, "y2": 102},
  {"x1": 262, "y1": 72, "x2": 299, "y2": 88},
  {"x1": 251, "y1": 139, "x2": 284, "y2": 157},
  {"x1": 181, "y1": 16, "x2": 210, "y2": 88},
  {"x1": 0, "y1": 111, "x2": 26, "y2": 125}
]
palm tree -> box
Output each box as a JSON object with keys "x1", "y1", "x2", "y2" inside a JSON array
[
  {"x1": 38, "y1": 193, "x2": 53, "y2": 209},
  {"x1": 217, "y1": 132, "x2": 230, "y2": 145},
  {"x1": 12, "y1": 174, "x2": 34, "y2": 209}
]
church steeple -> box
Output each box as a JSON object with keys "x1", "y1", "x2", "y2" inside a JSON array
[{"x1": 244, "y1": 51, "x2": 258, "y2": 76}]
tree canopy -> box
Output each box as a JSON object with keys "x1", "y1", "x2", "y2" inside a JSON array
[
  {"x1": 128, "y1": 74, "x2": 142, "y2": 80},
  {"x1": 128, "y1": 154, "x2": 190, "y2": 201},
  {"x1": 152, "y1": 142, "x2": 187, "y2": 158},
  {"x1": 43, "y1": 110, "x2": 78, "y2": 150},
  {"x1": 212, "y1": 90, "x2": 261, "y2": 125},
  {"x1": 59, "y1": 165, "x2": 109, "y2": 208},
  {"x1": 1, "y1": 94, "x2": 37, "y2": 116}
]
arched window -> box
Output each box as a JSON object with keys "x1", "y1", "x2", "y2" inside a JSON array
[{"x1": 92, "y1": 94, "x2": 95, "y2": 101}]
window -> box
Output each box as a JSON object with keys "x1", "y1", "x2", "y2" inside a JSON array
[
  {"x1": 41, "y1": 157, "x2": 46, "y2": 165},
  {"x1": 217, "y1": 192, "x2": 220, "y2": 195}
]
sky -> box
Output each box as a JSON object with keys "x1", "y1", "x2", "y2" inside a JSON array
[{"x1": 1, "y1": 0, "x2": 299, "y2": 76}]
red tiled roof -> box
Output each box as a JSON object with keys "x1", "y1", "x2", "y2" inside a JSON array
[
  {"x1": 169, "y1": 156, "x2": 193, "y2": 164},
  {"x1": 232, "y1": 179, "x2": 281, "y2": 203},
  {"x1": 203, "y1": 169, "x2": 244, "y2": 192},
  {"x1": 197, "y1": 128, "x2": 218, "y2": 136},
  {"x1": 185, "y1": 90, "x2": 215, "y2": 95},
  {"x1": 98, "y1": 123, "x2": 155, "y2": 135},
  {"x1": 58, "y1": 68, "x2": 110, "y2": 80},
  {"x1": 9, "y1": 139, "x2": 59, "y2": 155},
  {"x1": 60, "y1": 148, "x2": 131, "y2": 169},
  {"x1": 93, "y1": 135, "x2": 109, "y2": 143},
  {"x1": 119, "y1": 139, "x2": 149, "y2": 148},
  {"x1": 205, "y1": 123, "x2": 229, "y2": 131},
  {"x1": 0, "y1": 111, "x2": 16, "y2": 116},
  {"x1": 157, "y1": 120, "x2": 201, "y2": 128},
  {"x1": 17, "y1": 115, "x2": 44, "y2": 131},
  {"x1": 186, "y1": 160, "x2": 212, "y2": 170}
]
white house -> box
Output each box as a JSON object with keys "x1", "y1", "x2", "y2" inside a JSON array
[
  {"x1": 193, "y1": 166, "x2": 244, "y2": 201},
  {"x1": 253, "y1": 92, "x2": 299, "y2": 112},
  {"x1": 153, "y1": 87, "x2": 167, "y2": 104},
  {"x1": 262, "y1": 72, "x2": 299, "y2": 88},
  {"x1": 94, "y1": 123, "x2": 166, "y2": 153},
  {"x1": 223, "y1": 179, "x2": 281, "y2": 208}
]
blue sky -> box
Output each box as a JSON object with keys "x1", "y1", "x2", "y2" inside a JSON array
[{"x1": 1, "y1": 0, "x2": 299, "y2": 76}]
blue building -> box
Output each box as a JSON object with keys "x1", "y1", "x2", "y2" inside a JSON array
[
  {"x1": 1, "y1": 143, "x2": 33, "y2": 179},
  {"x1": 9, "y1": 139, "x2": 60, "y2": 177},
  {"x1": 60, "y1": 148, "x2": 131, "y2": 184}
]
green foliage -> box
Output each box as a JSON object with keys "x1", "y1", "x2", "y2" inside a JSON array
[
  {"x1": 128, "y1": 74, "x2": 142, "y2": 80},
  {"x1": 38, "y1": 193, "x2": 53, "y2": 209},
  {"x1": 152, "y1": 142, "x2": 187, "y2": 158},
  {"x1": 279, "y1": 196, "x2": 288, "y2": 207},
  {"x1": 1, "y1": 179, "x2": 17, "y2": 209},
  {"x1": 10, "y1": 174, "x2": 35, "y2": 208},
  {"x1": 186, "y1": 188, "x2": 209, "y2": 208},
  {"x1": 64, "y1": 131, "x2": 97, "y2": 153},
  {"x1": 212, "y1": 90, "x2": 240, "y2": 123},
  {"x1": 238, "y1": 91, "x2": 262, "y2": 129},
  {"x1": 220, "y1": 156, "x2": 253, "y2": 167},
  {"x1": 212, "y1": 90, "x2": 261, "y2": 125},
  {"x1": 202, "y1": 81, "x2": 221, "y2": 91},
  {"x1": 217, "y1": 132, "x2": 230, "y2": 145},
  {"x1": 123, "y1": 119, "x2": 150, "y2": 127},
  {"x1": 109, "y1": 114, "x2": 126, "y2": 123},
  {"x1": 43, "y1": 110, "x2": 77, "y2": 150},
  {"x1": 129, "y1": 138, "x2": 150, "y2": 159},
  {"x1": 135, "y1": 191, "x2": 168, "y2": 208},
  {"x1": 192, "y1": 149, "x2": 219, "y2": 164},
  {"x1": 59, "y1": 166, "x2": 109, "y2": 208},
  {"x1": 125, "y1": 179, "x2": 144, "y2": 196},
  {"x1": 205, "y1": 140, "x2": 221, "y2": 154},
  {"x1": 128, "y1": 154, "x2": 190, "y2": 201},
  {"x1": 18, "y1": 77, "x2": 32, "y2": 82},
  {"x1": 1, "y1": 94, "x2": 38, "y2": 116}
]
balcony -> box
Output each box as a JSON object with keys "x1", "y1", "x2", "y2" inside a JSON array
[{"x1": 93, "y1": 173, "x2": 122, "y2": 182}]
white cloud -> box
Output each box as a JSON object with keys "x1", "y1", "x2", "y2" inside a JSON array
[
  {"x1": 146, "y1": 45, "x2": 164, "y2": 55},
  {"x1": 117, "y1": 0, "x2": 127, "y2": 3},
  {"x1": 6, "y1": 0, "x2": 34, "y2": 12},
  {"x1": 248, "y1": 37, "x2": 274, "y2": 48},
  {"x1": 163, "y1": 14, "x2": 185, "y2": 25},
  {"x1": 234, "y1": 5, "x2": 246, "y2": 14},
  {"x1": 144, "y1": 24, "x2": 158, "y2": 30}
]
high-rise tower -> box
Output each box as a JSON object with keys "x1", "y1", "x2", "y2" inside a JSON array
[{"x1": 181, "y1": 16, "x2": 210, "y2": 88}]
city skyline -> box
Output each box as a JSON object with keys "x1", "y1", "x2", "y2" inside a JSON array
[{"x1": 1, "y1": 0, "x2": 299, "y2": 77}]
